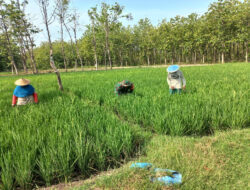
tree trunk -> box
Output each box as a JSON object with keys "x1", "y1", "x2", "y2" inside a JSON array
[
  {"x1": 91, "y1": 21, "x2": 98, "y2": 70},
  {"x1": 236, "y1": 42, "x2": 239, "y2": 60},
  {"x1": 202, "y1": 54, "x2": 205, "y2": 64},
  {"x1": 11, "y1": 65, "x2": 14, "y2": 75},
  {"x1": 94, "y1": 51, "x2": 98, "y2": 71},
  {"x1": 104, "y1": 46, "x2": 107, "y2": 70},
  {"x1": 73, "y1": 28, "x2": 83, "y2": 70},
  {"x1": 165, "y1": 50, "x2": 167, "y2": 65},
  {"x1": 185, "y1": 55, "x2": 188, "y2": 63},
  {"x1": 20, "y1": 48, "x2": 28, "y2": 73},
  {"x1": 213, "y1": 47, "x2": 216, "y2": 63},
  {"x1": 160, "y1": 50, "x2": 163, "y2": 65},
  {"x1": 172, "y1": 50, "x2": 174, "y2": 64},
  {"x1": 28, "y1": 48, "x2": 35, "y2": 74},
  {"x1": 63, "y1": 22, "x2": 78, "y2": 70},
  {"x1": 21, "y1": 58, "x2": 27, "y2": 73},
  {"x1": 60, "y1": 19, "x2": 67, "y2": 72},
  {"x1": 231, "y1": 43, "x2": 234, "y2": 61},
  {"x1": 16, "y1": 31, "x2": 28, "y2": 73},
  {"x1": 245, "y1": 41, "x2": 248, "y2": 63},
  {"x1": 16, "y1": 32, "x2": 28, "y2": 73},
  {"x1": 119, "y1": 50, "x2": 123, "y2": 67},
  {"x1": 49, "y1": 49, "x2": 63, "y2": 90},
  {"x1": 147, "y1": 54, "x2": 150, "y2": 66},
  {"x1": 26, "y1": 35, "x2": 38, "y2": 74},
  {"x1": 221, "y1": 43, "x2": 225, "y2": 64},
  {"x1": 28, "y1": 40, "x2": 37, "y2": 74},
  {"x1": 42, "y1": 1, "x2": 63, "y2": 91},
  {"x1": 181, "y1": 48, "x2": 184, "y2": 62},
  {"x1": 1, "y1": 16, "x2": 18, "y2": 75},
  {"x1": 153, "y1": 48, "x2": 156, "y2": 65},
  {"x1": 16, "y1": 0, "x2": 38, "y2": 74},
  {"x1": 104, "y1": 24, "x2": 112, "y2": 69},
  {"x1": 94, "y1": 44, "x2": 98, "y2": 70},
  {"x1": 194, "y1": 50, "x2": 197, "y2": 64}
]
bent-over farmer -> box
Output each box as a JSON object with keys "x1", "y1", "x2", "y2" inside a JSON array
[
  {"x1": 167, "y1": 65, "x2": 186, "y2": 94},
  {"x1": 115, "y1": 80, "x2": 134, "y2": 95},
  {"x1": 12, "y1": 78, "x2": 38, "y2": 107}
]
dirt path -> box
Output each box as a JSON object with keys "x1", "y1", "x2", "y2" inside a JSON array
[
  {"x1": 0, "y1": 63, "x2": 216, "y2": 77},
  {"x1": 37, "y1": 166, "x2": 125, "y2": 190}
]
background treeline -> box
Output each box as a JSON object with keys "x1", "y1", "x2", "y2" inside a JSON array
[{"x1": 0, "y1": 0, "x2": 249, "y2": 73}]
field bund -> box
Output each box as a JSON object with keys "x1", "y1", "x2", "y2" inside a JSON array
[{"x1": 0, "y1": 63, "x2": 249, "y2": 189}]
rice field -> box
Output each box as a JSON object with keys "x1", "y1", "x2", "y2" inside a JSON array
[{"x1": 0, "y1": 63, "x2": 249, "y2": 189}]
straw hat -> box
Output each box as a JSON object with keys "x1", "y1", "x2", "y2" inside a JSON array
[
  {"x1": 15, "y1": 78, "x2": 30, "y2": 86},
  {"x1": 167, "y1": 65, "x2": 180, "y2": 73}
]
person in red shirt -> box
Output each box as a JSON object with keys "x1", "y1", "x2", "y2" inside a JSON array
[{"x1": 12, "y1": 78, "x2": 38, "y2": 107}]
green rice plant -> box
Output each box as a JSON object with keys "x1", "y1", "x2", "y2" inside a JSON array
[
  {"x1": 0, "y1": 63, "x2": 249, "y2": 188},
  {"x1": 0, "y1": 151, "x2": 14, "y2": 190},
  {"x1": 11, "y1": 134, "x2": 37, "y2": 189},
  {"x1": 72, "y1": 129, "x2": 92, "y2": 175}
]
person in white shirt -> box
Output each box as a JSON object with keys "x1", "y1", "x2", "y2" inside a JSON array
[{"x1": 166, "y1": 65, "x2": 186, "y2": 94}]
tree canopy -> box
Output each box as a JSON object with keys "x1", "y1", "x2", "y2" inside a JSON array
[{"x1": 0, "y1": 0, "x2": 249, "y2": 72}]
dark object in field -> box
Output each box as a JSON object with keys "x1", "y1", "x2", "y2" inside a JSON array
[{"x1": 115, "y1": 80, "x2": 134, "y2": 95}]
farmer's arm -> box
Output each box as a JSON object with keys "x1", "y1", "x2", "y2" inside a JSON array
[
  {"x1": 167, "y1": 75, "x2": 171, "y2": 86},
  {"x1": 12, "y1": 95, "x2": 17, "y2": 107},
  {"x1": 180, "y1": 71, "x2": 186, "y2": 88},
  {"x1": 33, "y1": 92, "x2": 38, "y2": 103}
]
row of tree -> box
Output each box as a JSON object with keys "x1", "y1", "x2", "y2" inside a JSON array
[
  {"x1": 82, "y1": 0, "x2": 249, "y2": 69},
  {"x1": 0, "y1": 0, "x2": 249, "y2": 73}
]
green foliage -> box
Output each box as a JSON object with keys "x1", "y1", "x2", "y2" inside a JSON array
[
  {"x1": 0, "y1": 0, "x2": 39, "y2": 73},
  {"x1": 78, "y1": 0, "x2": 249, "y2": 67},
  {"x1": 0, "y1": 35, "x2": 9, "y2": 71},
  {"x1": 0, "y1": 0, "x2": 249, "y2": 72},
  {"x1": 33, "y1": 41, "x2": 76, "y2": 69}
]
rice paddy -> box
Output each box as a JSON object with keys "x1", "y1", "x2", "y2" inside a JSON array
[{"x1": 0, "y1": 63, "x2": 249, "y2": 189}]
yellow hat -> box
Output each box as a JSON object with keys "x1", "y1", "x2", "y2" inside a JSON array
[{"x1": 15, "y1": 78, "x2": 30, "y2": 86}]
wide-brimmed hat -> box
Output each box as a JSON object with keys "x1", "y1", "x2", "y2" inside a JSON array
[
  {"x1": 15, "y1": 78, "x2": 30, "y2": 86},
  {"x1": 167, "y1": 65, "x2": 180, "y2": 73}
]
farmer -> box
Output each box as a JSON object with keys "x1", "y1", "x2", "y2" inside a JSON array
[
  {"x1": 167, "y1": 65, "x2": 186, "y2": 94},
  {"x1": 12, "y1": 78, "x2": 38, "y2": 107},
  {"x1": 115, "y1": 80, "x2": 134, "y2": 95}
]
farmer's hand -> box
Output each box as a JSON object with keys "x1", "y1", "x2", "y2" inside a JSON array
[
  {"x1": 171, "y1": 86, "x2": 175, "y2": 89},
  {"x1": 183, "y1": 86, "x2": 186, "y2": 90},
  {"x1": 12, "y1": 104, "x2": 15, "y2": 107}
]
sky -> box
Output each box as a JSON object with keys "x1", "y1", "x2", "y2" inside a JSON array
[{"x1": 25, "y1": 0, "x2": 218, "y2": 46}]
